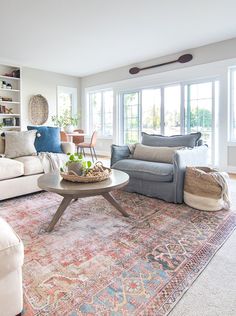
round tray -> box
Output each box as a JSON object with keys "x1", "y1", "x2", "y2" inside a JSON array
[{"x1": 60, "y1": 168, "x2": 112, "y2": 183}]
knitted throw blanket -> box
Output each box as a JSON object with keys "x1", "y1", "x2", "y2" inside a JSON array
[{"x1": 38, "y1": 152, "x2": 66, "y2": 173}]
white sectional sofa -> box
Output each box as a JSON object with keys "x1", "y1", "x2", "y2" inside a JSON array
[
  {"x1": 0, "y1": 217, "x2": 24, "y2": 316},
  {"x1": 0, "y1": 137, "x2": 75, "y2": 200}
]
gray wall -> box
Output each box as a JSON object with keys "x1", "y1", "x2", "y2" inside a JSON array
[
  {"x1": 21, "y1": 67, "x2": 81, "y2": 130},
  {"x1": 81, "y1": 38, "x2": 236, "y2": 172}
]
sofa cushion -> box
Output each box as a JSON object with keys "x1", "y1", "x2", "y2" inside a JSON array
[
  {"x1": 0, "y1": 217, "x2": 24, "y2": 278},
  {"x1": 27, "y1": 126, "x2": 63, "y2": 153},
  {"x1": 112, "y1": 159, "x2": 173, "y2": 182},
  {"x1": 0, "y1": 158, "x2": 24, "y2": 180},
  {"x1": 133, "y1": 143, "x2": 183, "y2": 163},
  {"x1": 141, "y1": 132, "x2": 201, "y2": 148},
  {"x1": 4, "y1": 130, "x2": 37, "y2": 158},
  {"x1": 111, "y1": 144, "x2": 131, "y2": 166},
  {"x1": 15, "y1": 156, "x2": 44, "y2": 176}
]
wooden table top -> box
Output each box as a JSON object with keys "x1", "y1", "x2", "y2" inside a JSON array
[{"x1": 38, "y1": 170, "x2": 129, "y2": 196}]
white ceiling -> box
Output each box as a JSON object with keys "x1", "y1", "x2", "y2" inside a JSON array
[{"x1": 1, "y1": 0, "x2": 236, "y2": 77}]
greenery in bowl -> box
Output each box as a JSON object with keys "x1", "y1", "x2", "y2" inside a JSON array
[
  {"x1": 60, "y1": 153, "x2": 92, "y2": 176},
  {"x1": 52, "y1": 110, "x2": 79, "y2": 128}
]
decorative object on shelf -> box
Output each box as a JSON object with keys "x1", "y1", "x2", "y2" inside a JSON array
[
  {"x1": 1, "y1": 81, "x2": 6, "y2": 89},
  {"x1": 29, "y1": 94, "x2": 49, "y2": 125},
  {"x1": 12, "y1": 69, "x2": 20, "y2": 78},
  {"x1": 52, "y1": 109, "x2": 79, "y2": 133},
  {"x1": 2, "y1": 97, "x2": 12, "y2": 102},
  {"x1": 3, "y1": 69, "x2": 20, "y2": 78},
  {"x1": 15, "y1": 117, "x2": 20, "y2": 126},
  {"x1": 0, "y1": 106, "x2": 6, "y2": 113},
  {"x1": 5, "y1": 108, "x2": 13, "y2": 114},
  {"x1": 129, "y1": 53, "x2": 193, "y2": 74},
  {"x1": 3, "y1": 118, "x2": 14, "y2": 126},
  {"x1": 6, "y1": 83, "x2": 12, "y2": 90},
  {"x1": 61, "y1": 157, "x2": 111, "y2": 183}
]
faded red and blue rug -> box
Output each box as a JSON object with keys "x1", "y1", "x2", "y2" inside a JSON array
[{"x1": 1, "y1": 191, "x2": 235, "y2": 315}]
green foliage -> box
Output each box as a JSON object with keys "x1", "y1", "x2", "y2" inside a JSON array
[
  {"x1": 51, "y1": 109, "x2": 79, "y2": 127},
  {"x1": 190, "y1": 108, "x2": 212, "y2": 128},
  {"x1": 61, "y1": 152, "x2": 92, "y2": 173}
]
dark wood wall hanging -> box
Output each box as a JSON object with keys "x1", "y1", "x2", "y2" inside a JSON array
[{"x1": 129, "y1": 53, "x2": 193, "y2": 75}]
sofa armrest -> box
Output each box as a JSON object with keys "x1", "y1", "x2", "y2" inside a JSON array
[
  {"x1": 173, "y1": 145, "x2": 208, "y2": 203},
  {"x1": 61, "y1": 142, "x2": 75, "y2": 154},
  {"x1": 110, "y1": 144, "x2": 131, "y2": 167}
]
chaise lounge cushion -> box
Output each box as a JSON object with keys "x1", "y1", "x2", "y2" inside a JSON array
[
  {"x1": 0, "y1": 158, "x2": 24, "y2": 181},
  {"x1": 15, "y1": 156, "x2": 44, "y2": 176},
  {"x1": 112, "y1": 159, "x2": 173, "y2": 182}
]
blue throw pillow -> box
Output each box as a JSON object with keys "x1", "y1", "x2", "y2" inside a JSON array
[{"x1": 27, "y1": 126, "x2": 63, "y2": 153}]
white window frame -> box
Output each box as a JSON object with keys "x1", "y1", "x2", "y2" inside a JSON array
[
  {"x1": 57, "y1": 86, "x2": 78, "y2": 116},
  {"x1": 88, "y1": 89, "x2": 113, "y2": 138},
  {"x1": 229, "y1": 67, "x2": 236, "y2": 142},
  {"x1": 120, "y1": 78, "x2": 219, "y2": 164}
]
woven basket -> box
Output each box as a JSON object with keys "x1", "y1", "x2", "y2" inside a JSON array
[
  {"x1": 61, "y1": 164, "x2": 112, "y2": 183},
  {"x1": 184, "y1": 167, "x2": 229, "y2": 211},
  {"x1": 29, "y1": 94, "x2": 49, "y2": 125}
]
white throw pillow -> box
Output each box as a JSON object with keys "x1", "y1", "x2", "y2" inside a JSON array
[
  {"x1": 133, "y1": 143, "x2": 184, "y2": 163},
  {"x1": 4, "y1": 130, "x2": 37, "y2": 158}
]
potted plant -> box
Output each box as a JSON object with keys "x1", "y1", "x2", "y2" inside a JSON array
[
  {"x1": 61, "y1": 153, "x2": 92, "y2": 176},
  {"x1": 52, "y1": 110, "x2": 79, "y2": 133}
]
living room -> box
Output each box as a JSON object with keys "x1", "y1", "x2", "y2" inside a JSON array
[{"x1": 0, "y1": 1, "x2": 236, "y2": 315}]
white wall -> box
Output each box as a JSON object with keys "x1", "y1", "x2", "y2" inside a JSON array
[
  {"x1": 21, "y1": 67, "x2": 81, "y2": 130},
  {"x1": 81, "y1": 38, "x2": 236, "y2": 171}
]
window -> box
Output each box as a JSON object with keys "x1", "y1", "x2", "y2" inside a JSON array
[
  {"x1": 185, "y1": 81, "x2": 218, "y2": 164},
  {"x1": 122, "y1": 92, "x2": 140, "y2": 143},
  {"x1": 57, "y1": 86, "x2": 77, "y2": 117},
  {"x1": 89, "y1": 90, "x2": 113, "y2": 137},
  {"x1": 120, "y1": 79, "x2": 219, "y2": 164},
  {"x1": 164, "y1": 85, "x2": 181, "y2": 135},
  {"x1": 230, "y1": 68, "x2": 236, "y2": 141},
  {"x1": 142, "y1": 89, "x2": 161, "y2": 135}
]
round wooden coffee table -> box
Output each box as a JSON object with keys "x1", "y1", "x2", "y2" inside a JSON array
[{"x1": 38, "y1": 170, "x2": 129, "y2": 232}]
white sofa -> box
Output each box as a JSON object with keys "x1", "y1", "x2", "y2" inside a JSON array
[
  {"x1": 0, "y1": 137, "x2": 75, "y2": 200},
  {"x1": 0, "y1": 217, "x2": 24, "y2": 316}
]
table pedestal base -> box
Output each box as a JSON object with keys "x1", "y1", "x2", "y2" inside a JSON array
[{"x1": 46, "y1": 193, "x2": 129, "y2": 232}]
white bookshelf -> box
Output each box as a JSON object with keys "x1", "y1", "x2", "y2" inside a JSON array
[{"x1": 0, "y1": 64, "x2": 21, "y2": 130}]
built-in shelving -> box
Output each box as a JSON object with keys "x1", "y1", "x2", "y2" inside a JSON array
[
  {"x1": 0, "y1": 64, "x2": 21, "y2": 130},
  {"x1": 0, "y1": 75, "x2": 20, "y2": 81},
  {"x1": 0, "y1": 101, "x2": 20, "y2": 104},
  {"x1": 2, "y1": 126, "x2": 20, "y2": 129},
  {"x1": 0, "y1": 113, "x2": 20, "y2": 116},
  {"x1": 0, "y1": 88, "x2": 20, "y2": 92}
]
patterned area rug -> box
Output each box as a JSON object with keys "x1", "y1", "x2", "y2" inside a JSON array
[{"x1": 1, "y1": 191, "x2": 235, "y2": 316}]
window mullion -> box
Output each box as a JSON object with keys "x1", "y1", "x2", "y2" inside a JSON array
[{"x1": 160, "y1": 87, "x2": 165, "y2": 135}]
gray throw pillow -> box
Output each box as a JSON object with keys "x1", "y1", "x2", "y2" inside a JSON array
[
  {"x1": 141, "y1": 132, "x2": 201, "y2": 148},
  {"x1": 133, "y1": 143, "x2": 184, "y2": 163},
  {"x1": 4, "y1": 130, "x2": 37, "y2": 158},
  {"x1": 111, "y1": 144, "x2": 131, "y2": 166}
]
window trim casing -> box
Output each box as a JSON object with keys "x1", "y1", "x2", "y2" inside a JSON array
[
  {"x1": 229, "y1": 67, "x2": 236, "y2": 142},
  {"x1": 88, "y1": 89, "x2": 113, "y2": 138}
]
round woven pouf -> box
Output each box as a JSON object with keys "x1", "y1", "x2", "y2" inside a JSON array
[{"x1": 184, "y1": 166, "x2": 230, "y2": 211}]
